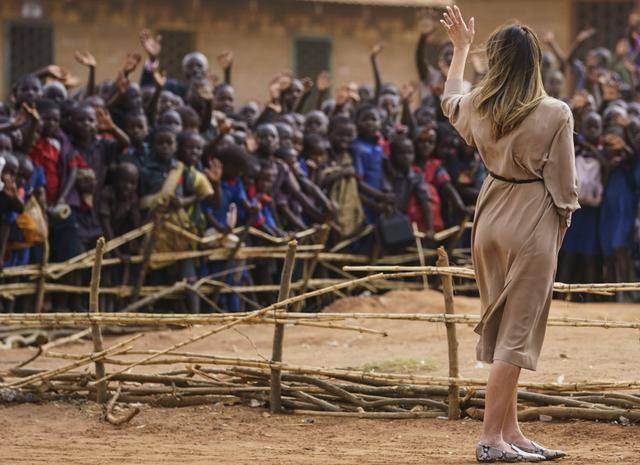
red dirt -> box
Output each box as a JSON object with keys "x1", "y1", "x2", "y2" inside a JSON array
[{"x1": 1, "y1": 289, "x2": 639, "y2": 464}]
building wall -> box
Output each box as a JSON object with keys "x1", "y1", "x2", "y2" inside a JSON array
[{"x1": 0, "y1": 0, "x2": 575, "y2": 103}]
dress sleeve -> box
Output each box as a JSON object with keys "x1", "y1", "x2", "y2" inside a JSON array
[
  {"x1": 440, "y1": 78, "x2": 475, "y2": 146},
  {"x1": 542, "y1": 109, "x2": 580, "y2": 227}
]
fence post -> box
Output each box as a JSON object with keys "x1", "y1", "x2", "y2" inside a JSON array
[
  {"x1": 436, "y1": 246, "x2": 460, "y2": 420},
  {"x1": 90, "y1": 237, "x2": 107, "y2": 403},
  {"x1": 270, "y1": 240, "x2": 298, "y2": 413},
  {"x1": 412, "y1": 222, "x2": 429, "y2": 290},
  {"x1": 35, "y1": 239, "x2": 49, "y2": 313}
]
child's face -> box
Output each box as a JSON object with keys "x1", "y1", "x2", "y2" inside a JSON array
[
  {"x1": 125, "y1": 114, "x2": 149, "y2": 144},
  {"x1": 391, "y1": 140, "x2": 415, "y2": 171},
  {"x1": 17, "y1": 77, "x2": 42, "y2": 105},
  {"x1": 276, "y1": 124, "x2": 294, "y2": 149},
  {"x1": 153, "y1": 132, "x2": 177, "y2": 162},
  {"x1": 582, "y1": 113, "x2": 602, "y2": 143},
  {"x1": 114, "y1": 165, "x2": 139, "y2": 199},
  {"x1": 308, "y1": 140, "x2": 328, "y2": 164},
  {"x1": 159, "y1": 111, "x2": 182, "y2": 134},
  {"x1": 124, "y1": 84, "x2": 143, "y2": 111},
  {"x1": 256, "y1": 167, "x2": 277, "y2": 194},
  {"x1": 282, "y1": 80, "x2": 303, "y2": 109},
  {"x1": 357, "y1": 109, "x2": 381, "y2": 138},
  {"x1": 330, "y1": 123, "x2": 356, "y2": 152},
  {"x1": 304, "y1": 113, "x2": 327, "y2": 135},
  {"x1": 17, "y1": 162, "x2": 33, "y2": 188},
  {"x1": 44, "y1": 85, "x2": 67, "y2": 103},
  {"x1": 179, "y1": 134, "x2": 204, "y2": 166},
  {"x1": 545, "y1": 71, "x2": 565, "y2": 97},
  {"x1": 415, "y1": 128, "x2": 437, "y2": 162},
  {"x1": 41, "y1": 108, "x2": 61, "y2": 138},
  {"x1": 256, "y1": 125, "x2": 279, "y2": 156},
  {"x1": 239, "y1": 103, "x2": 258, "y2": 127},
  {"x1": 0, "y1": 134, "x2": 13, "y2": 153},
  {"x1": 73, "y1": 107, "x2": 98, "y2": 139},
  {"x1": 214, "y1": 86, "x2": 235, "y2": 115},
  {"x1": 2, "y1": 158, "x2": 18, "y2": 186}
]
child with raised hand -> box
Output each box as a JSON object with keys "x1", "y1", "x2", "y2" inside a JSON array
[
  {"x1": 318, "y1": 115, "x2": 365, "y2": 240},
  {"x1": 70, "y1": 104, "x2": 130, "y2": 210}
]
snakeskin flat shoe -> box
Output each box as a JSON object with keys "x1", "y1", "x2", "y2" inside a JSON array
[
  {"x1": 476, "y1": 443, "x2": 546, "y2": 462},
  {"x1": 509, "y1": 441, "x2": 566, "y2": 461}
]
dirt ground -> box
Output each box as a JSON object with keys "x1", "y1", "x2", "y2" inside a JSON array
[{"x1": 1, "y1": 289, "x2": 640, "y2": 464}]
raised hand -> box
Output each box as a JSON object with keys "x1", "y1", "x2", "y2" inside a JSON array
[
  {"x1": 21, "y1": 102, "x2": 40, "y2": 122},
  {"x1": 96, "y1": 107, "x2": 116, "y2": 131},
  {"x1": 316, "y1": 70, "x2": 331, "y2": 92},
  {"x1": 301, "y1": 77, "x2": 314, "y2": 94},
  {"x1": 122, "y1": 52, "x2": 142, "y2": 76},
  {"x1": 400, "y1": 82, "x2": 416, "y2": 102},
  {"x1": 440, "y1": 5, "x2": 475, "y2": 49},
  {"x1": 152, "y1": 64, "x2": 167, "y2": 88},
  {"x1": 115, "y1": 71, "x2": 130, "y2": 95},
  {"x1": 371, "y1": 43, "x2": 385, "y2": 57},
  {"x1": 139, "y1": 29, "x2": 162, "y2": 61},
  {"x1": 74, "y1": 50, "x2": 96, "y2": 68},
  {"x1": 45, "y1": 64, "x2": 69, "y2": 81},
  {"x1": 576, "y1": 28, "x2": 596, "y2": 43},
  {"x1": 216, "y1": 51, "x2": 234, "y2": 70}
]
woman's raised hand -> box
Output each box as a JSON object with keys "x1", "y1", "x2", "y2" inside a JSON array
[{"x1": 440, "y1": 5, "x2": 475, "y2": 49}]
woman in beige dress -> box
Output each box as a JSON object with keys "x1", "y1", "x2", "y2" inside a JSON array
[{"x1": 439, "y1": 6, "x2": 579, "y2": 463}]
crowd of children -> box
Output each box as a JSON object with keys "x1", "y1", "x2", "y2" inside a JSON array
[{"x1": 1, "y1": 13, "x2": 640, "y2": 311}]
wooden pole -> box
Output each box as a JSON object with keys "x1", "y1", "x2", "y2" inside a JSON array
[
  {"x1": 412, "y1": 222, "x2": 429, "y2": 290},
  {"x1": 89, "y1": 237, "x2": 107, "y2": 403},
  {"x1": 292, "y1": 225, "x2": 329, "y2": 313},
  {"x1": 436, "y1": 246, "x2": 460, "y2": 420},
  {"x1": 35, "y1": 238, "x2": 49, "y2": 313},
  {"x1": 270, "y1": 240, "x2": 297, "y2": 413},
  {"x1": 131, "y1": 212, "x2": 163, "y2": 303}
]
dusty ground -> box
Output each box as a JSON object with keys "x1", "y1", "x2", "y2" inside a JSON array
[{"x1": 1, "y1": 289, "x2": 640, "y2": 464}]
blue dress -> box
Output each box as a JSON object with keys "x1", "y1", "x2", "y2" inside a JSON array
[
  {"x1": 353, "y1": 137, "x2": 384, "y2": 224},
  {"x1": 562, "y1": 206, "x2": 600, "y2": 256},
  {"x1": 599, "y1": 160, "x2": 640, "y2": 257}
]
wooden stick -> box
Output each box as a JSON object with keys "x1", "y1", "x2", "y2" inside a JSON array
[
  {"x1": 89, "y1": 237, "x2": 107, "y2": 403},
  {"x1": 103, "y1": 383, "x2": 140, "y2": 425},
  {"x1": 436, "y1": 247, "x2": 460, "y2": 420},
  {"x1": 2, "y1": 334, "x2": 143, "y2": 388},
  {"x1": 292, "y1": 225, "x2": 330, "y2": 313},
  {"x1": 270, "y1": 240, "x2": 297, "y2": 414},
  {"x1": 132, "y1": 213, "x2": 163, "y2": 303},
  {"x1": 412, "y1": 222, "x2": 429, "y2": 290},
  {"x1": 35, "y1": 237, "x2": 49, "y2": 313},
  {"x1": 290, "y1": 410, "x2": 442, "y2": 419}
]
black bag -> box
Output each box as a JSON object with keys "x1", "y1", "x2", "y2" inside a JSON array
[{"x1": 377, "y1": 211, "x2": 415, "y2": 249}]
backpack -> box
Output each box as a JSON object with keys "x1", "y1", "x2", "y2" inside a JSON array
[{"x1": 575, "y1": 156, "x2": 603, "y2": 207}]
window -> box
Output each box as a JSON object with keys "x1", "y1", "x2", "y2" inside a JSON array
[
  {"x1": 295, "y1": 37, "x2": 332, "y2": 112},
  {"x1": 575, "y1": 0, "x2": 636, "y2": 52},
  {"x1": 157, "y1": 30, "x2": 196, "y2": 80},
  {"x1": 7, "y1": 21, "x2": 54, "y2": 90}
]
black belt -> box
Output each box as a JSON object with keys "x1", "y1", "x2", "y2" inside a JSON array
[{"x1": 489, "y1": 171, "x2": 542, "y2": 184}]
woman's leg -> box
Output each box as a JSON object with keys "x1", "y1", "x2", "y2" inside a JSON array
[
  {"x1": 501, "y1": 383, "x2": 532, "y2": 448},
  {"x1": 479, "y1": 360, "x2": 521, "y2": 449}
]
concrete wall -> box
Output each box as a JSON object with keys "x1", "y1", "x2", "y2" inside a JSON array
[{"x1": 0, "y1": 0, "x2": 576, "y2": 103}]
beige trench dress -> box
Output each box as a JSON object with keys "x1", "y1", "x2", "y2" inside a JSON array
[{"x1": 441, "y1": 78, "x2": 580, "y2": 370}]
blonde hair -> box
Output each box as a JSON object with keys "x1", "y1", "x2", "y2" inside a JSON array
[{"x1": 472, "y1": 24, "x2": 547, "y2": 140}]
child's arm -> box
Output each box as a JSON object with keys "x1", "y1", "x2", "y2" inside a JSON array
[
  {"x1": 443, "y1": 179, "x2": 472, "y2": 215},
  {"x1": 298, "y1": 174, "x2": 334, "y2": 219},
  {"x1": 217, "y1": 51, "x2": 234, "y2": 85},
  {"x1": 315, "y1": 71, "x2": 331, "y2": 110},
  {"x1": 400, "y1": 83, "x2": 417, "y2": 137},
  {"x1": 542, "y1": 32, "x2": 568, "y2": 70},
  {"x1": 565, "y1": 28, "x2": 596, "y2": 69},
  {"x1": 96, "y1": 108, "x2": 130, "y2": 151},
  {"x1": 146, "y1": 66, "x2": 166, "y2": 127},
  {"x1": 414, "y1": 182, "x2": 435, "y2": 238},
  {"x1": 415, "y1": 32, "x2": 431, "y2": 84},
  {"x1": 19, "y1": 104, "x2": 40, "y2": 153},
  {"x1": 138, "y1": 29, "x2": 162, "y2": 87},
  {"x1": 56, "y1": 167, "x2": 77, "y2": 207},
  {"x1": 370, "y1": 43, "x2": 385, "y2": 100},
  {"x1": 74, "y1": 51, "x2": 97, "y2": 96},
  {"x1": 204, "y1": 210, "x2": 231, "y2": 234},
  {"x1": 277, "y1": 203, "x2": 307, "y2": 231},
  {"x1": 295, "y1": 78, "x2": 313, "y2": 114}
]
